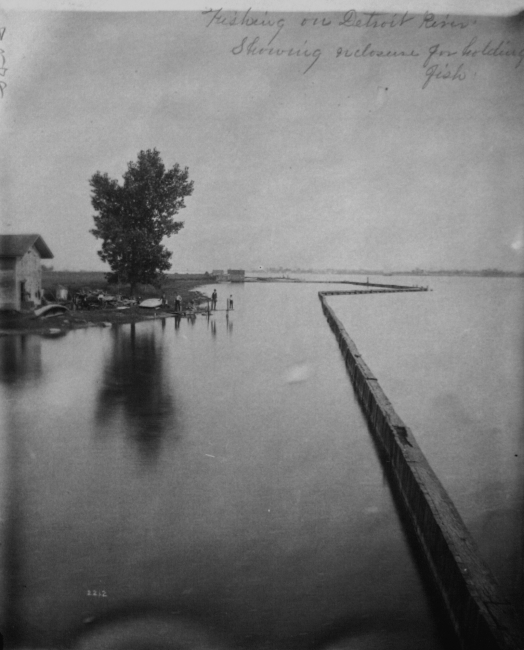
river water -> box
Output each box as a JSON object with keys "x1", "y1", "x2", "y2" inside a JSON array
[{"x1": 0, "y1": 276, "x2": 521, "y2": 650}]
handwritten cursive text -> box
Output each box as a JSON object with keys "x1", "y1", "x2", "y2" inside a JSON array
[
  {"x1": 422, "y1": 62, "x2": 466, "y2": 89},
  {"x1": 336, "y1": 43, "x2": 419, "y2": 59},
  {"x1": 462, "y1": 36, "x2": 524, "y2": 68},
  {"x1": 232, "y1": 36, "x2": 321, "y2": 74},
  {"x1": 0, "y1": 27, "x2": 6, "y2": 98},
  {"x1": 203, "y1": 8, "x2": 285, "y2": 44},
  {"x1": 339, "y1": 10, "x2": 414, "y2": 29}
]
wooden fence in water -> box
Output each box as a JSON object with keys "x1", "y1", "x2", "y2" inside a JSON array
[{"x1": 319, "y1": 289, "x2": 523, "y2": 650}]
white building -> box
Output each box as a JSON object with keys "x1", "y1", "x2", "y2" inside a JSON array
[{"x1": 0, "y1": 234, "x2": 54, "y2": 311}]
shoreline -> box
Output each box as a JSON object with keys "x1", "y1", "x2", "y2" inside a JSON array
[{"x1": 0, "y1": 280, "x2": 211, "y2": 337}]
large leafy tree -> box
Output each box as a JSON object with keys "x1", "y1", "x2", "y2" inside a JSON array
[{"x1": 90, "y1": 149, "x2": 194, "y2": 292}]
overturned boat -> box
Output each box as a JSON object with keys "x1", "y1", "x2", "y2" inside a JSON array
[
  {"x1": 34, "y1": 304, "x2": 69, "y2": 318},
  {"x1": 138, "y1": 298, "x2": 163, "y2": 309}
]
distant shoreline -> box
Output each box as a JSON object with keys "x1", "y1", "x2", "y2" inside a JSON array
[
  {"x1": 260, "y1": 270, "x2": 524, "y2": 278},
  {"x1": 1, "y1": 268, "x2": 521, "y2": 338},
  {"x1": 40, "y1": 270, "x2": 524, "y2": 279}
]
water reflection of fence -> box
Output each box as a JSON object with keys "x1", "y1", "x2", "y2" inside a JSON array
[{"x1": 319, "y1": 289, "x2": 523, "y2": 650}]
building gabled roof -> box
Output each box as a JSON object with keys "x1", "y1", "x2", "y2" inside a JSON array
[{"x1": 0, "y1": 234, "x2": 54, "y2": 259}]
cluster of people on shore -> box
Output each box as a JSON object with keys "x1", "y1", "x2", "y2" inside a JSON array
[{"x1": 66, "y1": 288, "x2": 233, "y2": 316}]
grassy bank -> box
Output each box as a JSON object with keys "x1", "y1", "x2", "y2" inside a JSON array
[
  {"x1": 41, "y1": 270, "x2": 214, "y2": 295},
  {"x1": 0, "y1": 271, "x2": 215, "y2": 335}
]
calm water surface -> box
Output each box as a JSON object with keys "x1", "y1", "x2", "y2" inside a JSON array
[{"x1": 1, "y1": 277, "x2": 520, "y2": 649}]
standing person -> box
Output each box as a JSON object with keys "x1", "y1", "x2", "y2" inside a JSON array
[
  {"x1": 227, "y1": 294, "x2": 234, "y2": 310},
  {"x1": 174, "y1": 294, "x2": 181, "y2": 312},
  {"x1": 161, "y1": 292, "x2": 167, "y2": 307},
  {"x1": 211, "y1": 289, "x2": 217, "y2": 310}
]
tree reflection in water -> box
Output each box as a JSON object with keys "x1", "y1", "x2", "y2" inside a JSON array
[
  {"x1": 0, "y1": 335, "x2": 43, "y2": 648},
  {"x1": 0, "y1": 335, "x2": 42, "y2": 386},
  {"x1": 96, "y1": 323, "x2": 179, "y2": 462}
]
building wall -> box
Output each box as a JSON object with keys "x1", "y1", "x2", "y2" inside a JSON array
[
  {"x1": 0, "y1": 258, "x2": 17, "y2": 310},
  {"x1": 0, "y1": 247, "x2": 43, "y2": 311},
  {"x1": 17, "y1": 247, "x2": 43, "y2": 308}
]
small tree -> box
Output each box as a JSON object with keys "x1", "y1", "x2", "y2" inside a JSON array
[{"x1": 90, "y1": 149, "x2": 194, "y2": 293}]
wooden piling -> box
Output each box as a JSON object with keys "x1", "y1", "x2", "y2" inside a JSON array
[{"x1": 319, "y1": 292, "x2": 523, "y2": 650}]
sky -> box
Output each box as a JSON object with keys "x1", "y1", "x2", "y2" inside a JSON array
[{"x1": 1, "y1": 2, "x2": 523, "y2": 272}]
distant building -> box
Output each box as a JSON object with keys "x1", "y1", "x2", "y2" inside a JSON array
[
  {"x1": 0, "y1": 234, "x2": 54, "y2": 311},
  {"x1": 211, "y1": 269, "x2": 228, "y2": 282},
  {"x1": 227, "y1": 269, "x2": 245, "y2": 282}
]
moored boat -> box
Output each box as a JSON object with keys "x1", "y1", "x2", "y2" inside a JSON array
[{"x1": 139, "y1": 298, "x2": 163, "y2": 309}]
